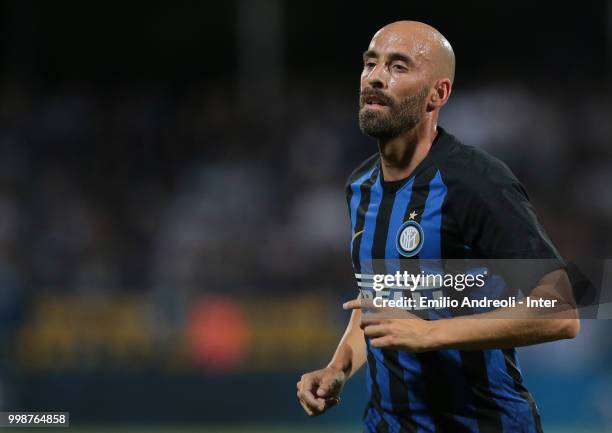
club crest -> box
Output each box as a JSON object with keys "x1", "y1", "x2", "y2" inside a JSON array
[{"x1": 396, "y1": 219, "x2": 424, "y2": 257}]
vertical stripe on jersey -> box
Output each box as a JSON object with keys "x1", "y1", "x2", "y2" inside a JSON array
[
  {"x1": 359, "y1": 173, "x2": 398, "y2": 433},
  {"x1": 418, "y1": 171, "x2": 447, "y2": 260},
  {"x1": 502, "y1": 349, "x2": 544, "y2": 433},
  {"x1": 359, "y1": 174, "x2": 383, "y2": 275},
  {"x1": 350, "y1": 167, "x2": 378, "y2": 258},
  {"x1": 433, "y1": 171, "x2": 506, "y2": 433},
  {"x1": 418, "y1": 171, "x2": 481, "y2": 432},
  {"x1": 350, "y1": 168, "x2": 392, "y2": 432},
  {"x1": 365, "y1": 406, "x2": 383, "y2": 433},
  {"x1": 400, "y1": 169, "x2": 437, "y2": 431},
  {"x1": 480, "y1": 349, "x2": 530, "y2": 433},
  {"x1": 372, "y1": 180, "x2": 418, "y2": 433},
  {"x1": 396, "y1": 168, "x2": 443, "y2": 432},
  {"x1": 384, "y1": 179, "x2": 414, "y2": 267},
  {"x1": 383, "y1": 178, "x2": 437, "y2": 433},
  {"x1": 402, "y1": 168, "x2": 472, "y2": 433},
  {"x1": 349, "y1": 166, "x2": 385, "y2": 429}
]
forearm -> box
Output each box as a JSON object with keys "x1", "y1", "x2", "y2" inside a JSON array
[
  {"x1": 430, "y1": 307, "x2": 579, "y2": 350},
  {"x1": 327, "y1": 308, "x2": 367, "y2": 378},
  {"x1": 430, "y1": 270, "x2": 580, "y2": 350}
]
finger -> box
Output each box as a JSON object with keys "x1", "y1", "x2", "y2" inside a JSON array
[
  {"x1": 363, "y1": 324, "x2": 389, "y2": 338},
  {"x1": 297, "y1": 396, "x2": 315, "y2": 416},
  {"x1": 370, "y1": 335, "x2": 395, "y2": 349},
  {"x1": 298, "y1": 384, "x2": 325, "y2": 411},
  {"x1": 343, "y1": 298, "x2": 377, "y2": 311},
  {"x1": 316, "y1": 373, "x2": 340, "y2": 398},
  {"x1": 342, "y1": 298, "x2": 362, "y2": 310},
  {"x1": 364, "y1": 306, "x2": 417, "y2": 321},
  {"x1": 360, "y1": 313, "x2": 386, "y2": 328},
  {"x1": 316, "y1": 383, "x2": 330, "y2": 398},
  {"x1": 324, "y1": 396, "x2": 341, "y2": 409},
  {"x1": 296, "y1": 379, "x2": 307, "y2": 398},
  {"x1": 297, "y1": 389, "x2": 322, "y2": 415},
  {"x1": 310, "y1": 395, "x2": 340, "y2": 415},
  {"x1": 297, "y1": 375, "x2": 317, "y2": 404}
]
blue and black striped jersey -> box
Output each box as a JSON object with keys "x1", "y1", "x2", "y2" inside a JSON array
[{"x1": 346, "y1": 127, "x2": 563, "y2": 433}]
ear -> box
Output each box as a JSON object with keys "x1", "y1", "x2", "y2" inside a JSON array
[{"x1": 427, "y1": 78, "x2": 452, "y2": 112}]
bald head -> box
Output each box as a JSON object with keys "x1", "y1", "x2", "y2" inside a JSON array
[
  {"x1": 370, "y1": 20, "x2": 455, "y2": 84},
  {"x1": 359, "y1": 21, "x2": 455, "y2": 140}
]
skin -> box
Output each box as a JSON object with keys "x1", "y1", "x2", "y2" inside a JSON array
[
  {"x1": 343, "y1": 269, "x2": 579, "y2": 351},
  {"x1": 297, "y1": 21, "x2": 580, "y2": 417},
  {"x1": 359, "y1": 20, "x2": 455, "y2": 181}
]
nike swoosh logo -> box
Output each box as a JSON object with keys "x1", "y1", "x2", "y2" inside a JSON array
[{"x1": 352, "y1": 230, "x2": 364, "y2": 242}]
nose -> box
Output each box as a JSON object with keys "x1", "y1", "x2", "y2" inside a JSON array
[{"x1": 366, "y1": 64, "x2": 387, "y2": 89}]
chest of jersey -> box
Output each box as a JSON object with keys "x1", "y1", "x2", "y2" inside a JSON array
[{"x1": 349, "y1": 168, "x2": 451, "y2": 272}]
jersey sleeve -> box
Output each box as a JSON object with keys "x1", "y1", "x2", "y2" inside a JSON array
[
  {"x1": 446, "y1": 154, "x2": 565, "y2": 294},
  {"x1": 455, "y1": 177, "x2": 561, "y2": 260}
]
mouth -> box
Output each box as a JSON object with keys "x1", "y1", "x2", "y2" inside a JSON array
[{"x1": 362, "y1": 94, "x2": 389, "y2": 109}]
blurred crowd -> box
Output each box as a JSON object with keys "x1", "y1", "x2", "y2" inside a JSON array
[{"x1": 0, "y1": 78, "x2": 610, "y2": 302}]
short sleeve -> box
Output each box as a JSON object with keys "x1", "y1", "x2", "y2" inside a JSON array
[
  {"x1": 449, "y1": 169, "x2": 565, "y2": 295},
  {"x1": 456, "y1": 178, "x2": 562, "y2": 261}
]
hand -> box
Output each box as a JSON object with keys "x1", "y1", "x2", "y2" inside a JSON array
[
  {"x1": 296, "y1": 366, "x2": 346, "y2": 416},
  {"x1": 343, "y1": 297, "x2": 437, "y2": 352}
]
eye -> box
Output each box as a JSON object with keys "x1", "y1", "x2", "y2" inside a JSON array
[
  {"x1": 364, "y1": 61, "x2": 376, "y2": 69},
  {"x1": 392, "y1": 64, "x2": 408, "y2": 72}
]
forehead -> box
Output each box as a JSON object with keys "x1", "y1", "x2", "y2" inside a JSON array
[{"x1": 367, "y1": 28, "x2": 431, "y2": 62}]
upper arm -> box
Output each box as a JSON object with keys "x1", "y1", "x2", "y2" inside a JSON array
[
  {"x1": 453, "y1": 175, "x2": 560, "y2": 260},
  {"x1": 446, "y1": 157, "x2": 565, "y2": 295}
]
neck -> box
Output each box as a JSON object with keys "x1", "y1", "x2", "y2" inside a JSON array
[{"x1": 378, "y1": 116, "x2": 438, "y2": 182}]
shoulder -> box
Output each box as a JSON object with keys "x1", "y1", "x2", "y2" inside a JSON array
[
  {"x1": 437, "y1": 130, "x2": 527, "y2": 199},
  {"x1": 344, "y1": 152, "x2": 379, "y2": 190}
]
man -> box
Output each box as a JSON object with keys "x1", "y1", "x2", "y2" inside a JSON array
[{"x1": 296, "y1": 21, "x2": 579, "y2": 433}]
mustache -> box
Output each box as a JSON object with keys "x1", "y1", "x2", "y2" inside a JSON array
[{"x1": 359, "y1": 88, "x2": 394, "y2": 107}]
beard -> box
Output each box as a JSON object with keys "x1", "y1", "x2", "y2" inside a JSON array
[{"x1": 358, "y1": 86, "x2": 430, "y2": 140}]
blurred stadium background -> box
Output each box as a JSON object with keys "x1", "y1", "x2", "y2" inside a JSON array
[{"x1": 0, "y1": 0, "x2": 611, "y2": 432}]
